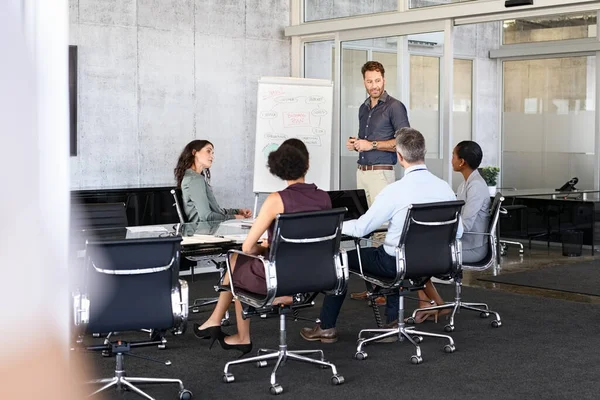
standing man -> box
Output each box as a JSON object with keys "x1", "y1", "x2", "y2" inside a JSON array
[
  {"x1": 348, "y1": 61, "x2": 410, "y2": 301},
  {"x1": 348, "y1": 60, "x2": 410, "y2": 204}
]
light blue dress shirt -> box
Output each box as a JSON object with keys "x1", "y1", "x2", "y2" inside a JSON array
[{"x1": 342, "y1": 164, "x2": 463, "y2": 256}]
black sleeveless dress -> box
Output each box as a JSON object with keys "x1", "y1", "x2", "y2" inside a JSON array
[{"x1": 231, "y1": 183, "x2": 332, "y2": 295}]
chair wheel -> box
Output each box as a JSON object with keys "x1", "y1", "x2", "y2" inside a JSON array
[
  {"x1": 223, "y1": 373, "x2": 235, "y2": 383},
  {"x1": 354, "y1": 351, "x2": 367, "y2": 360},
  {"x1": 410, "y1": 355, "x2": 423, "y2": 364},
  {"x1": 256, "y1": 360, "x2": 268, "y2": 368},
  {"x1": 411, "y1": 335, "x2": 423, "y2": 344},
  {"x1": 191, "y1": 307, "x2": 200, "y2": 313},
  {"x1": 221, "y1": 319, "x2": 231, "y2": 327},
  {"x1": 491, "y1": 320, "x2": 502, "y2": 328},
  {"x1": 179, "y1": 389, "x2": 193, "y2": 400},
  {"x1": 405, "y1": 317, "x2": 415, "y2": 324},
  {"x1": 331, "y1": 375, "x2": 345, "y2": 385},
  {"x1": 444, "y1": 324, "x2": 455, "y2": 332},
  {"x1": 444, "y1": 344, "x2": 456, "y2": 353},
  {"x1": 270, "y1": 384, "x2": 283, "y2": 395},
  {"x1": 480, "y1": 312, "x2": 490, "y2": 318},
  {"x1": 158, "y1": 343, "x2": 166, "y2": 350},
  {"x1": 101, "y1": 350, "x2": 111, "y2": 357}
]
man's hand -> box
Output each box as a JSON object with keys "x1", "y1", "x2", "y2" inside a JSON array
[
  {"x1": 353, "y1": 139, "x2": 373, "y2": 152},
  {"x1": 346, "y1": 137, "x2": 356, "y2": 151}
]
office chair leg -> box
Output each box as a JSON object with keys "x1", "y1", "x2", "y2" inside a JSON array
[
  {"x1": 257, "y1": 348, "x2": 324, "y2": 361},
  {"x1": 120, "y1": 379, "x2": 154, "y2": 400},
  {"x1": 355, "y1": 322, "x2": 455, "y2": 364},
  {"x1": 88, "y1": 378, "x2": 118, "y2": 397},
  {"x1": 500, "y1": 240, "x2": 524, "y2": 254},
  {"x1": 409, "y1": 282, "x2": 502, "y2": 331},
  {"x1": 223, "y1": 314, "x2": 343, "y2": 394},
  {"x1": 285, "y1": 352, "x2": 339, "y2": 374},
  {"x1": 87, "y1": 353, "x2": 192, "y2": 399}
]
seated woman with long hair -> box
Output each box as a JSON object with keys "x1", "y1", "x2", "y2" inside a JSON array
[
  {"x1": 409, "y1": 140, "x2": 490, "y2": 323},
  {"x1": 174, "y1": 139, "x2": 252, "y2": 222},
  {"x1": 192, "y1": 138, "x2": 331, "y2": 355}
]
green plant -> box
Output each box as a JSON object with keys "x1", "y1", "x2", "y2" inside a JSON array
[{"x1": 478, "y1": 166, "x2": 499, "y2": 186}]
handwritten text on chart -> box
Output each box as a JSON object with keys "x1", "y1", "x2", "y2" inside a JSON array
[
  {"x1": 262, "y1": 89, "x2": 285, "y2": 100},
  {"x1": 312, "y1": 127, "x2": 326, "y2": 135},
  {"x1": 260, "y1": 111, "x2": 278, "y2": 119},
  {"x1": 306, "y1": 96, "x2": 325, "y2": 104},
  {"x1": 274, "y1": 96, "x2": 297, "y2": 104},
  {"x1": 311, "y1": 108, "x2": 328, "y2": 117},
  {"x1": 265, "y1": 133, "x2": 287, "y2": 141},
  {"x1": 296, "y1": 135, "x2": 321, "y2": 146},
  {"x1": 282, "y1": 112, "x2": 310, "y2": 127}
]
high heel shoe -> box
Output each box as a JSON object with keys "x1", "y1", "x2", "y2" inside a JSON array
[
  {"x1": 217, "y1": 332, "x2": 252, "y2": 358},
  {"x1": 193, "y1": 324, "x2": 222, "y2": 347}
]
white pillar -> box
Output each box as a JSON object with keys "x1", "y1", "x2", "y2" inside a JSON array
[{"x1": 0, "y1": 0, "x2": 70, "y2": 352}]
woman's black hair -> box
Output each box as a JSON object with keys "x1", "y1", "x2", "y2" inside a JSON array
[
  {"x1": 174, "y1": 140, "x2": 213, "y2": 187},
  {"x1": 267, "y1": 138, "x2": 309, "y2": 181},
  {"x1": 455, "y1": 140, "x2": 483, "y2": 170}
]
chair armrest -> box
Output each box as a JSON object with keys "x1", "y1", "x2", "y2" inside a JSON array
[
  {"x1": 226, "y1": 249, "x2": 275, "y2": 308},
  {"x1": 323, "y1": 248, "x2": 349, "y2": 296},
  {"x1": 345, "y1": 235, "x2": 405, "y2": 289}
]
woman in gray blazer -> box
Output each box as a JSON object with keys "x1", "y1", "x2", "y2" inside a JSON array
[{"x1": 174, "y1": 140, "x2": 252, "y2": 222}]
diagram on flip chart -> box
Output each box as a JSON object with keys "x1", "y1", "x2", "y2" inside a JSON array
[{"x1": 252, "y1": 77, "x2": 333, "y2": 193}]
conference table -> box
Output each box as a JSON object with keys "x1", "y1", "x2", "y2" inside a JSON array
[{"x1": 73, "y1": 220, "x2": 254, "y2": 261}]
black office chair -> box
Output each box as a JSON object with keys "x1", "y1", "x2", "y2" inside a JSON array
[
  {"x1": 408, "y1": 193, "x2": 503, "y2": 332},
  {"x1": 352, "y1": 201, "x2": 464, "y2": 364},
  {"x1": 72, "y1": 236, "x2": 192, "y2": 399},
  {"x1": 170, "y1": 188, "x2": 227, "y2": 319},
  {"x1": 221, "y1": 208, "x2": 349, "y2": 395}
]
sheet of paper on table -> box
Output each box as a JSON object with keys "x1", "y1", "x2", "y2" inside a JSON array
[{"x1": 181, "y1": 235, "x2": 232, "y2": 245}]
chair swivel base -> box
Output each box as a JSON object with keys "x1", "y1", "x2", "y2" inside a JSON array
[
  {"x1": 221, "y1": 315, "x2": 344, "y2": 395},
  {"x1": 189, "y1": 297, "x2": 219, "y2": 313},
  {"x1": 87, "y1": 353, "x2": 193, "y2": 400},
  {"x1": 408, "y1": 282, "x2": 502, "y2": 332},
  {"x1": 354, "y1": 322, "x2": 456, "y2": 364}
]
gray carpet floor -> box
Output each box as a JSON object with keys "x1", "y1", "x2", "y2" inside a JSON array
[
  {"x1": 73, "y1": 274, "x2": 600, "y2": 399},
  {"x1": 478, "y1": 260, "x2": 600, "y2": 296}
]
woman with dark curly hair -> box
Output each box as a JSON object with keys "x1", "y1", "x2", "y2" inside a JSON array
[
  {"x1": 174, "y1": 140, "x2": 252, "y2": 222},
  {"x1": 193, "y1": 138, "x2": 331, "y2": 356}
]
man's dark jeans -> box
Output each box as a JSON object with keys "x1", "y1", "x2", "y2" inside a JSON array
[{"x1": 319, "y1": 246, "x2": 398, "y2": 329}]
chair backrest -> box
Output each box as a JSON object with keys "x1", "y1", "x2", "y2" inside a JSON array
[
  {"x1": 400, "y1": 200, "x2": 464, "y2": 280},
  {"x1": 170, "y1": 188, "x2": 188, "y2": 224},
  {"x1": 78, "y1": 236, "x2": 182, "y2": 333},
  {"x1": 462, "y1": 192, "x2": 504, "y2": 270},
  {"x1": 71, "y1": 202, "x2": 128, "y2": 231},
  {"x1": 268, "y1": 208, "x2": 347, "y2": 296}
]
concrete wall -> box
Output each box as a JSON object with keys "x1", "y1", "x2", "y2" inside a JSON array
[{"x1": 69, "y1": 0, "x2": 290, "y2": 209}]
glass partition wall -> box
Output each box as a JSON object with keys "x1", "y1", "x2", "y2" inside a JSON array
[
  {"x1": 304, "y1": 31, "x2": 475, "y2": 190},
  {"x1": 293, "y1": 1, "x2": 600, "y2": 191},
  {"x1": 502, "y1": 56, "x2": 596, "y2": 189}
]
